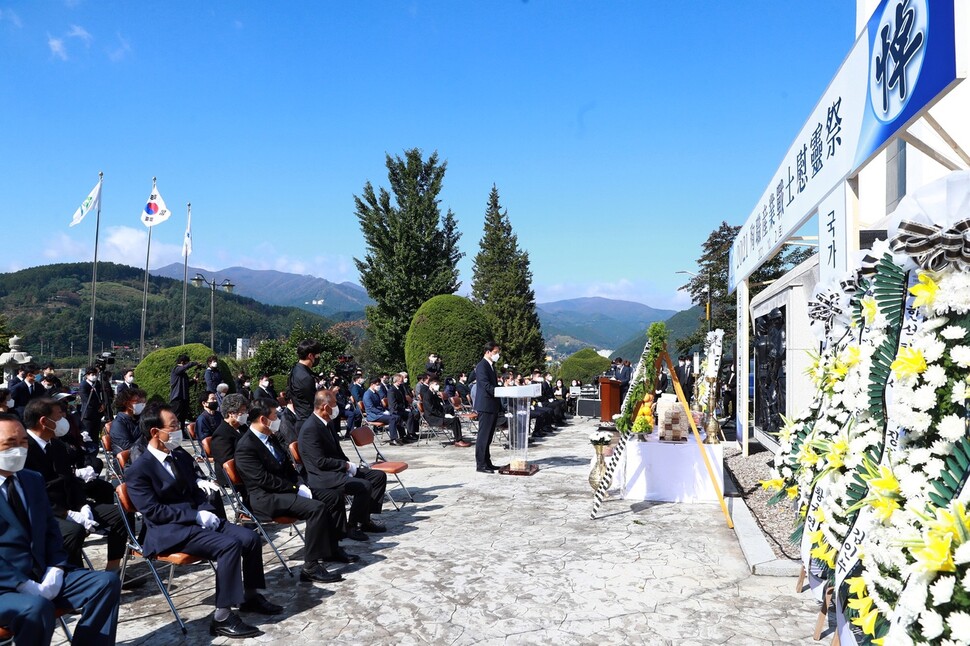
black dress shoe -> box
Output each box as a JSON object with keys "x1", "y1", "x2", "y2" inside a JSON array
[
  {"x1": 476, "y1": 466, "x2": 495, "y2": 473},
  {"x1": 406, "y1": 434, "x2": 420, "y2": 441},
  {"x1": 209, "y1": 611, "x2": 260, "y2": 638},
  {"x1": 360, "y1": 519, "x2": 386, "y2": 533},
  {"x1": 300, "y1": 563, "x2": 344, "y2": 583},
  {"x1": 239, "y1": 593, "x2": 283, "y2": 615},
  {"x1": 345, "y1": 526, "x2": 370, "y2": 542},
  {"x1": 487, "y1": 463, "x2": 501, "y2": 470},
  {"x1": 388, "y1": 439, "x2": 403, "y2": 446},
  {"x1": 323, "y1": 548, "x2": 360, "y2": 564}
]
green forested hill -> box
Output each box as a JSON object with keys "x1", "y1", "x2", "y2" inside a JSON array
[
  {"x1": 0, "y1": 262, "x2": 332, "y2": 360},
  {"x1": 610, "y1": 305, "x2": 705, "y2": 360}
]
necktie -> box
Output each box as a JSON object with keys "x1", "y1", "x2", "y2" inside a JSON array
[
  {"x1": 267, "y1": 438, "x2": 283, "y2": 464},
  {"x1": 4, "y1": 476, "x2": 31, "y2": 532},
  {"x1": 165, "y1": 455, "x2": 185, "y2": 488}
]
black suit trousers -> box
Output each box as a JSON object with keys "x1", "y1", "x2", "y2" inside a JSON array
[
  {"x1": 250, "y1": 492, "x2": 335, "y2": 562},
  {"x1": 343, "y1": 469, "x2": 387, "y2": 523},
  {"x1": 177, "y1": 521, "x2": 265, "y2": 608},
  {"x1": 475, "y1": 411, "x2": 498, "y2": 468}
]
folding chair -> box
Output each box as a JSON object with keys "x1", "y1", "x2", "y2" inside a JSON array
[
  {"x1": 115, "y1": 483, "x2": 211, "y2": 635},
  {"x1": 357, "y1": 400, "x2": 387, "y2": 439},
  {"x1": 0, "y1": 609, "x2": 74, "y2": 643},
  {"x1": 184, "y1": 422, "x2": 216, "y2": 479},
  {"x1": 289, "y1": 441, "x2": 353, "y2": 513},
  {"x1": 221, "y1": 459, "x2": 304, "y2": 577},
  {"x1": 450, "y1": 395, "x2": 477, "y2": 435},
  {"x1": 349, "y1": 425, "x2": 413, "y2": 510},
  {"x1": 415, "y1": 401, "x2": 450, "y2": 445},
  {"x1": 100, "y1": 426, "x2": 124, "y2": 483},
  {"x1": 116, "y1": 449, "x2": 131, "y2": 472}
]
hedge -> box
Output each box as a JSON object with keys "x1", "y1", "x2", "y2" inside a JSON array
[
  {"x1": 404, "y1": 295, "x2": 492, "y2": 381},
  {"x1": 558, "y1": 347, "x2": 612, "y2": 385},
  {"x1": 134, "y1": 343, "x2": 235, "y2": 419}
]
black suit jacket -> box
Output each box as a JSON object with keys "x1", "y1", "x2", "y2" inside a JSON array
[
  {"x1": 126, "y1": 447, "x2": 215, "y2": 557},
  {"x1": 298, "y1": 414, "x2": 352, "y2": 491},
  {"x1": 79, "y1": 380, "x2": 104, "y2": 422},
  {"x1": 24, "y1": 434, "x2": 85, "y2": 518},
  {"x1": 233, "y1": 428, "x2": 301, "y2": 514},
  {"x1": 10, "y1": 380, "x2": 45, "y2": 418},
  {"x1": 210, "y1": 420, "x2": 245, "y2": 487},
  {"x1": 0, "y1": 469, "x2": 72, "y2": 592},
  {"x1": 473, "y1": 358, "x2": 498, "y2": 414},
  {"x1": 387, "y1": 384, "x2": 407, "y2": 417},
  {"x1": 419, "y1": 387, "x2": 448, "y2": 426}
]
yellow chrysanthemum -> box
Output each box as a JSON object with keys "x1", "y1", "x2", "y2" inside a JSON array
[
  {"x1": 847, "y1": 595, "x2": 873, "y2": 616},
  {"x1": 861, "y1": 296, "x2": 878, "y2": 325},
  {"x1": 825, "y1": 437, "x2": 849, "y2": 470},
  {"x1": 760, "y1": 478, "x2": 784, "y2": 492},
  {"x1": 910, "y1": 271, "x2": 938, "y2": 309},
  {"x1": 911, "y1": 532, "x2": 956, "y2": 574},
  {"x1": 844, "y1": 345, "x2": 861, "y2": 367},
  {"x1": 851, "y1": 608, "x2": 879, "y2": 636},
  {"x1": 786, "y1": 485, "x2": 798, "y2": 499},
  {"x1": 847, "y1": 576, "x2": 867, "y2": 597},
  {"x1": 890, "y1": 346, "x2": 927, "y2": 380}
]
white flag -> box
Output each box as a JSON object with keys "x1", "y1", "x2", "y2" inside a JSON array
[
  {"x1": 69, "y1": 180, "x2": 102, "y2": 227},
  {"x1": 182, "y1": 206, "x2": 192, "y2": 257},
  {"x1": 140, "y1": 179, "x2": 172, "y2": 227}
]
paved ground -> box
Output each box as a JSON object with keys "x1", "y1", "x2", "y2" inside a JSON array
[{"x1": 68, "y1": 416, "x2": 820, "y2": 645}]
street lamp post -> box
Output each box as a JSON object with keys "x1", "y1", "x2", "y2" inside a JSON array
[
  {"x1": 676, "y1": 270, "x2": 711, "y2": 331},
  {"x1": 191, "y1": 273, "x2": 235, "y2": 351}
]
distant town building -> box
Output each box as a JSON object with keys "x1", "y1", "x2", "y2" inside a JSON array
[{"x1": 236, "y1": 337, "x2": 250, "y2": 360}]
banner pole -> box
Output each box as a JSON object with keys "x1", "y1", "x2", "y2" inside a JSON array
[
  {"x1": 181, "y1": 203, "x2": 190, "y2": 346},
  {"x1": 87, "y1": 171, "x2": 103, "y2": 365},
  {"x1": 140, "y1": 223, "x2": 153, "y2": 361}
]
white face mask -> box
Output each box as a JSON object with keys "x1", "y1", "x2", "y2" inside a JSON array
[
  {"x1": 0, "y1": 446, "x2": 29, "y2": 473},
  {"x1": 236, "y1": 413, "x2": 249, "y2": 425},
  {"x1": 87, "y1": 376, "x2": 99, "y2": 384},
  {"x1": 5, "y1": 399, "x2": 13, "y2": 409},
  {"x1": 267, "y1": 418, "x2": 281, "y2": 432},
  {"x1": 125, "y1": 376, "x2": 134, "y2": 384},
  {"x1": 260, "y1": 380, "x2": 270, "y2": 389},
  {"x1": 54, "y1": 417, "x2": 71, "y2": 437},
  {"x1": 163, "y1": 430, "x2": 183, "y2": 451},
  {"x1": 243, "y1": 382, "x2": 251, "y2": 388},
  {"x1": 133, "y1": 402, "x2": 146, "y2": 415},
  {"x1": 210, "y1": 362, "x2": 218, "y2": 368},
  {"x1": 492, "y1": 353, "x2": 501, "y2": 362},
  {"x1": 430, "y1": 384, "x2": 440, "y2": 392}
]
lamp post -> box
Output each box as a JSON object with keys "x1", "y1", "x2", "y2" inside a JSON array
[
  {"x1": 191, "y1": 273, "x2": 235, "y2": 351},
  {"x1": 676, "y1": 270, "x2": 711, "y2": 331}
]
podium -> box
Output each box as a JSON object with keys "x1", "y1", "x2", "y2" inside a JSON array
[
  {"x1": 494, "y1": 383, "x2": 541, "y2": 476},
  {"x1": 598, "y1": 377, "x2": 622, "y2": 422}
]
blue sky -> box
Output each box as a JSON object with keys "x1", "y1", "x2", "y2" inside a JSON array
[{"x1": 0, "y1": 1, "x2": 856, "y2": 310}]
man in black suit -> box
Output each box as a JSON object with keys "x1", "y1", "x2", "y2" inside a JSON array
[
  {"x1": 0, "y1": 413, "x2": 121, "y2": 646},
  {"x1": 299, "y1": 390, "x2": 386, "y2": 542},
  {"x1": 233, "y1": 400, "x2": 344, "y2": 584},
  {"x1": 22, "y1": 399, "x2": 127, "y2": 570},
  {"x1": 474, "y1": 342, "x2": 501, "y2": 473},
  {"x1": 387, "y1": 374, "x2": 418, "y2": 442},
  {"x1": 253, "y1": 374, "x2": 276, "y2": 402},
  {"x1": 126, "y1": 405, "x2": 280, "y2": 638},
  {"x1": 420, "y1": 377, "x2": 469, "y2": 447},
  {"x1": 288, "y1": 340, "x2": 323, "y2": 428},
  {"x1": 9, "y1": 366, "x2": 45, "y2": 420},
  {"x1": 78, "y1": 366, "x2": 105, "y2": 441},
  {"x1": 169, "y1": 354, "x2": 200, "y2": 429}
]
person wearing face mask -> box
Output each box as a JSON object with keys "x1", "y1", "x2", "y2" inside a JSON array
[
  {"x1": 0, "y1": 412, "x2": 122, "y2": 646},
  {"x1": 474, "y1": 343, "x2": 502, "y2": 473},
  {"x1": 203, "y1": 355, "x2": 223, "y2": 394},
  {"x1": 125, "y1": 404, "x2": 280, "y2": 638},
  {"x1": 253, "y1": 374, "x2": 276, "y2": 402},
  {"x1": 299, "y1": 390, "x2": 386, "y2": 543},
  {"x1": 0, "y1": 388, "x2": 12, "y2": 415},
  {"x1": 195, "y1": 392, "x2": 223, "y2": 442},
  {"x1": 170, "y1": 354, "x2": 201, "y2": 429},
  {"x1": 234, "y1": 398, "x2": 346, "y2": 584},
  {"x1": 115, "y1": 369, "x2": 138, "y2": 395},
  {"x1": 421, "y1": 377, "x2": 469, "y2": 447},
  {"x1": 77, "y1": 366, "x2": 105, "y2": 442},
  {"x1": 210, "y1": 394, "x2": 250, "y2": 495},
  {"x1": 9, "y1": 366, "x2": 46, "y2": 420},
  {"x1": 22, "y1": 399, "x2": 128, "y2": 573},
  {"x1": 109, "y1": 388, "x2": 148, "y2": 456},
  {"x1": 288, "y1": 340, "x2": 324, "y2": 428}
]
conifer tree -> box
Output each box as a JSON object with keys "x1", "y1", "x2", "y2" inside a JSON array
[
  {"x1": 354, "y1": 149, "x2": 463, "y2": 371},
  {"x1": 471, "y1": 185, "x2": 545, "y2": 372}
]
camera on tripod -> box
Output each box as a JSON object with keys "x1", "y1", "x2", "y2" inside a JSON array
[
  {"x1": 335, "y1": 354, "x2": 358, "y2": 381},
  {"x1": 94, "y1": 351, "x2": 115, "y2": 372}
]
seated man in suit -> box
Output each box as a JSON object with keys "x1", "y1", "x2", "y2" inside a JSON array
[
  {"x1": 387, "y1": 374, "x2": 418, "y2": 442},
  {"x1": 299, "y1": 390, "x2": 387, "y2": 541},
  {"x1": 233, "y1": 400, "x2": 345, "y2": 584},
  {"x1": 0, "y1": 413, "x2": 121, "y2": 646},
  {"x1": 362, "y1": 377, "x2": 402, "y2": 445},
  {"x1": 420, "y1": 378, "x2": 469, "y2": 447},
  {"x1": 126, "y1": 404, "x2": 279, "y2": 638},
  {"x1": 22, "y1": 398, "x2": 128, "y2": 571}
]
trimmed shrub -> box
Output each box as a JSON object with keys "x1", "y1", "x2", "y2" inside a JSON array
[
  {"x1": 404, "y1": 295, "x2": 492, "y2": 381},
  {"x1": 559, "y1": 347, "x2": 612, "y2": 385},
  {"x1": 134, "y1": 343, "x2": 235, "y2": 419}
]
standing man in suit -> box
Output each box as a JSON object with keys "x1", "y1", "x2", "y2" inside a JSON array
[
  {"x1": 299, "y1": 390, "x2": 386, "y2": 543},
  {"x1": 474, "y1": 343, "x2": 501, "y2": 473},
  {"x1": 78, "y1": 366, "x2": 104, "y2": 442},
  {"x1": 288, "y1": 340, "x2": 323, "y2": 429},
  {"x1": 125, "y1": 405, "x2": 279, "y2": 638},
  {"x1": 115, "y1": 369, "x2": 138, "y2": 396},
  {"x1": 0, "y1": 413, "x2": 121, "y2": 646},
  {"x1": 614, "y1": 359, "x2": 633, "y2": 402},
  {"x1": 233, "y1": 401, "x2": 344, "y2": 584},
  {"x1": 10, "y1": 366, "x2": 45, "y2": 421},
  {"x1": 170, "y1": 354, "x2": 200, "y2": 429},
  {"x1": 203, "y1": 355, "x2": 223, "y2": 394}
]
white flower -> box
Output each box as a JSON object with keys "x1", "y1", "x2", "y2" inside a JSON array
[
  {"x1": 938, "y1": 414, "x2": 966, "y2": 442},
  {"x1": 924, "y1": 457, "x2": 945, "y2": 479},
  {"x1": 952, "y1": 381, "x2": 970, "y2": 404},
  {"x1": 963, "y1": 568, "x2": 970, "y2": 591},
  {"x1": 950, "y1": 611, "x2": 970, "y2": 642},
  {"x1": 954, "y1": 542, "x2": 970, "y2": 565},
  {"x1": 941, "y1": 325, "x2": 967, "y2": 340},
  {"x1": 924, "y1": 365, "x2": 948, "y2": 388},
  {"x1": 920, "y1": 337, "x2": 947, "y2": 363},
  {"x1": 912, "y1": 385, "x2": 937, "y2": 411},
  {"x1": 930, "y1": 575, "x2": 955, "y2": 605},
  {"x1": 919, "y1": 609, "x2": 944, "y2": 640},
  {"x1": 952, "y1": 345, "x2": 970, "y2": 369}
]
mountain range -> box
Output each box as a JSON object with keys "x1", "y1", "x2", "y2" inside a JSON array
[{"x1": 536, "y1": 297, "x2": 677, "y2": 356}]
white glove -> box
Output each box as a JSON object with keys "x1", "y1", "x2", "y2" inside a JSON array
[
  {"x1": 195, "y1": 510, "x2": 220, "y2": 529},
  {"x1": 67, "y1": 509, "x2": 99, "y2": 531},
  {"x1": 345, "y1": 403, "x2": 351, "y2": 410},
  {"x1": 81, "y1": 431, "x2": 93, "y2": 443},
  {"x1": 297, "y1": 484, "x2": 313, "y2": 499},
  {"x1": 444, "y1": 413, "x2": 454, "y2": 419},
  {"x1": 74, "y1": 466, "x2": 97, "y2": 482},
  {"x1": 196, "y1": 479, "x2": 221, "y2": 494},
  {"x1": 17, "y1": 579, "x2": 44, "y2": 598},
  {"x1": 38, "y1": 567, "x2": 64, "y2": 600},
  {"x1": 346, "y1": 462, "x2": 358, "y2": 477}
]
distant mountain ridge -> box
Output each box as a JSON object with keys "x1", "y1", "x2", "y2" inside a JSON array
[
  {"x1": 152, "y1": 263, "x2": 373, "y2": 317},
  {"x1": 536, "y1": 297, "x2": 676, "y2": 354}
]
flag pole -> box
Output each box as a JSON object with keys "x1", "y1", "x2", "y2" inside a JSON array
[
  {"x1": 87, "y1": 171, "x2": 104, "y2": 365},
  {"x1": 181, "y1": 202, "x2": 190, "y2": 345},
  {"x1": 139, "y1": 177, "x2": 156, "y2": 361}
]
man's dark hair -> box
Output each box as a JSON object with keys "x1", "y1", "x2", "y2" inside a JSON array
[
  {"x1": 23, "y1": 398, "x2": 58, "y2": 430},
  {"x1": 139, "y1": 403, "x2": 173, "y2": 441},
  {"x1": 83, "y1": 365, "x2": 98, "y2": 377},
  {"x1": 114, "y1": 388, "x2": 146, "y2": 412},
  {"x1": 43, "y1": 363, "x2": 56, "y2": 371},
  {"x1": 483, "y1": 342, "x2": 499, "y2": 354},
  {"x1": 176, "y1": 354, "x2": 191, "y2": 364},
  {"x1": 0, "y1": 412, "x2": 23, "y2": 425},
  {"x1": 369, "y1": 377, "x2": 382, "y2": 386},
  {"x1": 296, "y1": 340, "x2": 323, "y2": 360},
  {"x1": 205, "y1": 354, "x2": 218, "y2": 364},
  {"x1": 199, "y1": 391, "x2": 217, "y2": 405},
  {"x1": 247, "y1": 398, "x2": 277, "y2": 422}
]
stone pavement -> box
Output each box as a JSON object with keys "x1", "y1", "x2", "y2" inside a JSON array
[{"x1": 68, "y1": 417, "x2": 820, "y2": 645}]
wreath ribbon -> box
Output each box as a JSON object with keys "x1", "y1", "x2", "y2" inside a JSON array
[{"x1": 889, "y1": 218, "x2": 970, "y2": 272}]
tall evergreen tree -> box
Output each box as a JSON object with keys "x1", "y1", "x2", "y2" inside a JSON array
[
  {"x1": 471, "y1": 185, "x2": 545, "y2": 372},
  {"x1": 354, "y1": 149, "x2": 463, "y2": 371}
]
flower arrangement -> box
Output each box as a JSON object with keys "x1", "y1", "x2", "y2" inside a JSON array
[
  {"x1": 616, "y1": 322, "x2": 667, "y2": 432},
  {"x1": 589, "y1": 430, "x2": 613, "y2": 446}
]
